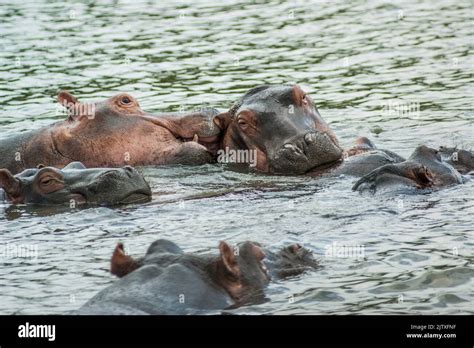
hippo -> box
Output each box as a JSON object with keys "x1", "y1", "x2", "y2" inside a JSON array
[
  {"x1": 352, "y1": 145, "x2": 467, "y2": 194},
  {"x1": 0, "y1": 161, "x2": 151, "y2": 205},
  {"x1": 331, "y1": 136, "x2": 407, "y2": 177},
  {"x1": 75, "y1": 239, "x2": 317, "y2": 315},
  {"x1": 438, "y1": 146, "x2": 474, "y2": 175},
  {"x1": 0, "y1": 91, "x2": 221, "y2": 175},
  {"x1": 208, "y1": 84, "x2": 471, "y2": 191},
  {"x1": 212, "y1": 85, "x2": 344, "y2": 174},
  {"x1": 210, "y1": 85, "x2": 416, "y2": 178}
]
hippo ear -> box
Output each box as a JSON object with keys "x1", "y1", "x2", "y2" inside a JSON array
[
  {"x1": 110, "y1": 243, "x2": 142, "y2": 278},
  {"x1": 213, "y1": 112, "x2": 232, "y2": 130},
  {"x1": 0, "y1": 169, "x2": 21, "y2": 198},
  {"x1": 57, "y1": 90, "x2": 79, "y2": 108},
  {"x1": 219, "y1": 241, "x2": 240, "y2": 277},
  {"x1": 63, "y1": 162, "x2": 87, "y2": 170}
]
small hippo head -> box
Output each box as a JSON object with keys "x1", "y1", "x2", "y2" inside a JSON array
[
  {"x1": 214, "y1": 85, "x2": 343, "y2": 174},
  {"x1": 0, "y1": 162, "x2": 151, "y2": 205},
  {"x1": 265, "y1": 244, "x2": 319, "y2": 278}
]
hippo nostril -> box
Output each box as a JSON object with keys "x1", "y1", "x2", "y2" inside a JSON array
[
  {"x1": 304, "y1": 132, "x2": 317, "y2": 144},
  {"x1": 283, "y1": 143, "x2": 304, "y2": 156},
  {"x1": 123, "y1": 166, "x2": 135, "y2": 177}
]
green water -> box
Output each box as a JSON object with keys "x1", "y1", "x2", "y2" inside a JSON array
[{"x1": 0, "y1": 0, "x2": 473, "y2": 314}]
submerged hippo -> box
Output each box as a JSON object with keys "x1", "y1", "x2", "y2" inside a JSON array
[
  {"x1": 0, "y1": 162, "x2": 151, "y2": 205},
  {"x1": 75, "y1": 239, "x2": 317, "y2": 315},
  {"x1": 0, "y1": 91, "x2": 221, "y2": 175},
  {"x1": 352, "y1": 145, "x2": 467, "y2": 194},
  {"x1": 438, "y1": 146, "x2": 474, "y2": 175}
]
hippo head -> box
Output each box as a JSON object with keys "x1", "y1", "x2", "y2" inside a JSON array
[
  {"x1": 46, "y1": 91, "x2": 218, "y2": 168},
  {"x1": 0, "y1": 162, "x2": 151, "y2": 205},
  {"x1": 438, "y1": 146, "x2": 474, "y2": 175},
  {"x1": 408, "y1": 145, "x2": 463, "y2": 186},
  {"x1": 352, "y1": 145, "x2": 464, "y2": 193},
  {"x1": 109, "y1": 239, "x2": 270, "y2": 303},
  {"x1": 214, "y1": 85, "x2": 343, "y2": 174},
  {"x1": 214, "y1": 241, "x2": 270, "y2": 303},
  {"x1": 265, "y1": 244, "x2": 318, "y2": 278}
]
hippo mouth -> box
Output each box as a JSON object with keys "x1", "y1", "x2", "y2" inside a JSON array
[
  {"x1": 179, "y1": 134, "x2": 221, "y2": 155},
  {"x1": 69, "y1": 189, "x2": 151, "y2": 205},
  {"x1": 118, "y1": 191, "x2": 152, "y2": 204},
  {"x1": 270, "y1": 132, "x2": 343, "y2": 174}
]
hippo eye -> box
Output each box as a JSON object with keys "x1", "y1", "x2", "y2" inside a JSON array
[
  {"x1": 40, "y1": 177, "x2": 55, "y2": 186},
  {"x1": 237, "y1": 119, "x2": 248, "y2": 129},
  {"x1": 302, "y1": 95, "x2": 308, "y2": 106},
  {"x1": 120, "y1": 96, "x2": 132, "y2": 105},
  {"x1": 39, "y1": 175, "x2": 63, "y2": 187}
]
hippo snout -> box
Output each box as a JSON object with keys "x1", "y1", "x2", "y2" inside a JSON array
[{"x1": 271, "y1": 132, "x2": 343, "y2": 174}]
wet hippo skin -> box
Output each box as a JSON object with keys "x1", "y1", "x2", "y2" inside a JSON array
[
  {"x1": 352, "y1": 145, "x2": 466, "y2": 194},
  {"x1": 438, "y1": 146, "x2": 474, "y2": 175},
  {"x1": 212, "y1": 85, "x2": 344, "y2": 174},
  {"x1": 0, "y1": 92, "x2": 220, "y2": 175},
  {"x1": 75, "y1": 239, "x2": 318, "y2": 315},
  {"x1": 0, "y1": 161, "x2": 151, "y2": 205}
]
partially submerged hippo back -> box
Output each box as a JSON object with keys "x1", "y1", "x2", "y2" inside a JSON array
[
  {"x1": 328, "y1": 137, "x2": 406, "y2": 178},
  {"x1": 213, "y1": 85, "x2": 343, "y2": 174},
  {"x1": 0, "y1": 162, "x2": 151, "y2": 205},
  {"x1": 438, "y1": 146, "x2": 474, "y2": 175}
]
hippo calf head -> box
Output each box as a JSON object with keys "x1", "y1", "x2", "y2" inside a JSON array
[
  {"x1": 214, "y1": 85, "x2": 343, "y2": 174},
  {"x1": 0, "y1": 162, "x2": 151, "y2": 205}
]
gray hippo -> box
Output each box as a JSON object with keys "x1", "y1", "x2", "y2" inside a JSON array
[
  {"x1": 0, "y1": 92, "x2": 221, "y2": 175},
  {"x1": 211, "y1": 85, "x2": 408, "y2": 176},
  {"x1": 210, "y1": 85, "x2": 471, "y2": 194},
  {"x1": 438, "y1": 146, "x2": 474, "y2": 175},
  {"x1": 0, "y1": 162, "x2": 151, "y2": 205},
  {"x1": 352, "y1": 145, "x2": 470, "y2": 194},
  {"x1": 75, "y1": 239, "x2": 318, "y2": 315},
  {"x1": 212, "y1": 85, "x2": 344, "y2": 174}
]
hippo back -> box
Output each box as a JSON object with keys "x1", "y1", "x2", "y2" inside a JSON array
[{"x1": 76, "y1": 262, "x2": 233, "y2": 315}]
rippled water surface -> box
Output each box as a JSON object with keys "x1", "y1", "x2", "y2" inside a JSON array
[{"x1": 0, "y1": 0, "x2": 473, "y2": 314}]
